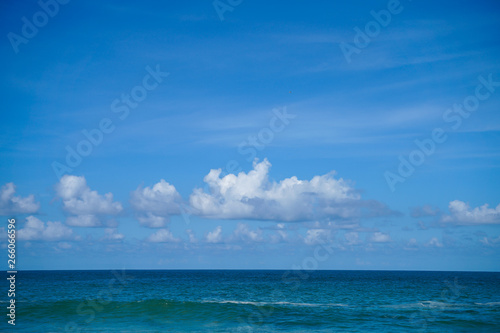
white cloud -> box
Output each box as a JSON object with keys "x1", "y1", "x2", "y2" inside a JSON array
[
  {"x1": 426, "y1": 237, "x2": 443, "y2": 247},
  {"x1": 442, "y1": 200, "x2": 500, "y2": 225},
  {"x1": 345, "y1": 232, "x2": 361, "y2": 245},
  {"x1": 131, "y1": 180, "x2": 182, "y2": 227},
  {"x1": 66, "y1": 215, "x2": 101, "y2": 227},
  {"x1": 147, "y1": 229, "x2": 179, "y2": 243},
  {"x1": 411, "y1": 205, "x2": 440, "y2": 218},
  {"x1": 58, "y1": 242, "x2": 72, "y2": 249},
  {"x1": 190, "y1": 159, "x2": 386, "y2": 221},
  {"x1": 479, "y1": 236, "x2": 500, "y2": 246},
  {"x1": 232, "y1": 223, "x2": 263, "y2": 243},
  {"x1": 265, "y1": 223, "x2": 288, "y2": 243},
  {"x1": 103, "y1": 228, "x2": 125, "y2": 241},
  {"x1": 403, "y1": 238, "x2": 418, "y2": 251},
  {"x1": 18, "y1": 216, "x2": 74, "y2": 241},
  {"x1": 407, "y1": 238, "x2": 418, "y2": 247},
  {"x1": 55, "y1": 175, "x2": 122, "y2": 227},
  {"x1": 370, "y1": 232, "x2": 391, "y2": 243},
  {"x1": 186, "y1": 229, "x2": 197, "y2": 243},
  {"x1": 275, "y1": 223, "x2": 288, "y2": 242},
  {"x1": 304, "y1": 228, "x2": 333, "y2": 245},
  {"x1": 0, "y1": 183, "x2": 39, "y2": 215},
  {"x1": 137, "y1": 213, "x2": 167, "y2": 228},
  {"x1": 206, "y1": 226, "x2": 223, "y2": 243}
]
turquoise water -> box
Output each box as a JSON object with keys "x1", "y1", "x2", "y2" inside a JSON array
[{"x1": 3, "y1": 270, "x2": 500, "y2": 332}]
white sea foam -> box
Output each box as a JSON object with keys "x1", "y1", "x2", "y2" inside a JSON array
[
  {"x1": 384, "y1": 301, "x2": 468, "y2": 309},
  {"x1": 201, "y1": 300, "x2": 348, "y2": 307},
  {"x1": 475, "y1": 302, "x2": 500, "y2": 306}
]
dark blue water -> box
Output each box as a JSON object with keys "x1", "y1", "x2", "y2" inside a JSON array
[{"x1": 2, "y1": 270, "x2": 499, "y2": 332}]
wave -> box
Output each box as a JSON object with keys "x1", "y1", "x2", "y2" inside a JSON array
[
  {"x1": 201, "y1": 300, "x2": 348, "y2": 307},
  {"x1": 383, "y1": 301, "x2": 474, "y2": 309},
  {"x1": 475, "y1": 301, "x2": 500, "y2": 306}
]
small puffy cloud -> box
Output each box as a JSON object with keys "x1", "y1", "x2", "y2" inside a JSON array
[
  {"x1": 407, "y1": 238, "x2": 418, "y2": 247},
  {"x1": 479, "y1": 236, "x2": 500, "y2": 246},
  {"x1": 263, "y1": 223, "x2": 288, "y2": 243},
  {"x1": 345, "y1": 232, "x2": 361, "y2": 245},
  {"x1": 18, "y1": 216, "x2": 74, "y2": 241},
  {"x1": 55, "y1": 175, "x2": 122, "y2": 227},
  {"x1": 137, "y1": 213, "x2": 167, "y2": 228},
  {"x1": 206, "y1": 226, "x2": 223, "y2": 243},
  {"x1": 410, "y1": 205, "x2": 440, "y2": 218},
  {"x1": 66, "y1": 215, "x2": 101, "y2": 227},
  {"x1": 58, "y1": 242, "x2": 72, "y2": 249},
  {"x1": 186, "y1": 229, "x2": 197, "y2": 243},
  {"x1": 426, "y1": 237, "x2": 443, "y2": 248},
  {"x1": 131, "y1": 180, "x2": 182, "y2": 228},
  {"x1": 442, "y1": 200, "x2": 500, "y2": 225},
  {"x1": 417, "y1": 221, "x2": 428, "y2": 230},
  {"x1": 147, "y1": 229, "x2": 179, "y2": 243},
  {"x1": 232, "y1": 223, "x2": 263, "y2": 243},
  {"x1": 274, "y1": 223, "x2": 288, "y2": 242},
  {"x1": 0, "y1": 183, "x2": 39, "y2": 215},
  {"x1": 370, "y1": 232, "x2": 391, "y2": 243},
  {"x1": 304, "y1": 228, "x2": 333, "y2": 245},
  {"x1": 190, "y1": 159, "x2": 390, "y2": 222},
  {"x1": 404, "y1": 238, "x2": 418, "y2": 251},
  {"x1": 103, "y1": 228, "x2": 125, "y2": 241},
  {"x1": 56, "y1": 176, "x2": 122, "y2": 215}
]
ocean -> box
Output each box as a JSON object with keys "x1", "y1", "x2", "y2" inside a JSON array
[{"x1": 3, "y1": 270, "x2": 500, "y2": 332}]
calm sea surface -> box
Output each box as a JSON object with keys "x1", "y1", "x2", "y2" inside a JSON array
[{"x1": 2, "y1": 270, "x2": 499, "y2": 332}]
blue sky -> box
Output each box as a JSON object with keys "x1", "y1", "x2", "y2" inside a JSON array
[{"x1": 1, "y1": 0, "x2": 499, "y2": 271}]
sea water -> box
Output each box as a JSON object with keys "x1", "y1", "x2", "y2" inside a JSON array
[{"x1": 3, "y1": 270, "x2": 500, "y2": 332}]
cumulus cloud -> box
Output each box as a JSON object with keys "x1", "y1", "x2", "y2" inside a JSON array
[
  {"x1": 231, "y1": 223, "x2": 263, "y2": 243},
  {"x1": 426, "y1": 237, "x2": 443, "y2": 248},
  {"x1": 18, "y1": 216, "x2": 74, "y2": 241},
  {"x1": 406, "y1": 238, "x2": 418, "y2": 247},
  {"x1": 102, "y1": 228, "x2": 125, "y2": 241},
  {"x1": 131, "y1": 180, "x2": 182, "y2": 228},
  {"x1": 345, "y1": 232, "x2": 361, "y2": 245},
  {"x1": 370, "y1": 232, "x2": 391, "y2": 243},
  {"x1": 186, "y1": 229, "x2": 197, "y2": 243},
  {"x1": 479, "y1": 236, "x2": 500, "y2": 246},
  {"x1": 137, "y1": 213, "x2": 167, "y2": 228},
  {"x1": 66, "y1": 215, "x2": 101, "y2": 227},
  {"x1": 304, "y1": 228, "x2": 333, "y2": 245},
  {"x1": 442, "y1": 200, "x2": 500, "y2": 225},
  {"x1": 410, "y1": 205, "x2": 440, "y2": 218},
  {"x1": 190, "y1": 159, "x2": 390, "y2": 222},
  {"x1": 273, "y1": 223, "x2": 288, "y2": 242},
  {"x1": 0, "y1": 183, "x2": 39, "y2": 215},
  {"x1": 206, "y1": 226, "x2": 223, "y2": 243},
  {"x1": 55, "y1": 175, "x2": 122, "y2": 227},
  {"x1": 147, "y1": 229, "x2": 179, "y2": 243},
  {"x1": 58, "y1": 242, "x2": 72, "y2": 249}
]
